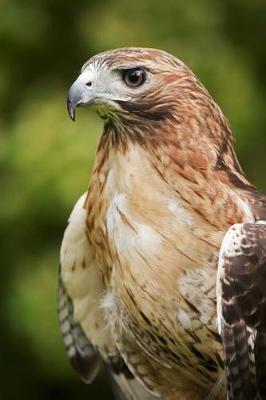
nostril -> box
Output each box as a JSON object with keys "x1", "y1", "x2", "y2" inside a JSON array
[{"x1": 86, "y1": 82, "x2": 92, "y2": 87}]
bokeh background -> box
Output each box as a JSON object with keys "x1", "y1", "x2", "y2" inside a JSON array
[{"x1": 0, "y1": 0, "x2": 265, "y2": 399}]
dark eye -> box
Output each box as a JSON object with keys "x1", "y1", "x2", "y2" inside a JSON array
[{"x1": 122, "y1": 68, "x2": 146, "y2": 87}]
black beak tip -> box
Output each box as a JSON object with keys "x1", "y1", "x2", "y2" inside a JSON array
[{"x1": 67, "y1": 97, "x2": 76, "y2": 122}]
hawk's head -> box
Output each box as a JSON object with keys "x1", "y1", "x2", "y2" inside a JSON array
[
  {"x1": 67, "y1": 47, "x2": 235, "y2": 164},
  {"x1": 67, "y1": 47, "x2": 197, "y2": 124}
]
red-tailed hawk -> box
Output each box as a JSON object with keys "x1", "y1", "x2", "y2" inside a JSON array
[{"x1": 58, "y1": 47, "x2": 266, "y2": 400}]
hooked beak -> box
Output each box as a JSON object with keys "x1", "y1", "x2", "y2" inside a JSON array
[{"x1": 67, "y1": 70, "x2": 95, "y2": 121}]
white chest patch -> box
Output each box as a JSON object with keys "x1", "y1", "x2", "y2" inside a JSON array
[
  {"x1": 106, "y1": 193, "x2": 128, "y2": 234},
  {"x1": 135, "y1": 223, "x2": 162, "y2": 248},
  {"x1": 167, "y1": 199, "x2": 192, "y2": 225},
  {"x1": 106, "y1": 193, "x2": 162, "y2": 251}
]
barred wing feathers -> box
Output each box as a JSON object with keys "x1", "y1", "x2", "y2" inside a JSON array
[
  {"x1": 57, "y1": 273, "x2": 100, "y2": 382},
  {"x1": 217, "y1": 222, "x2": 266, "y2": 399}
]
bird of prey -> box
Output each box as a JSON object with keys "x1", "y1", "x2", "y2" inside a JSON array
[{"x1": 58, "y1": 47, "x2": 266, "y2": 400}]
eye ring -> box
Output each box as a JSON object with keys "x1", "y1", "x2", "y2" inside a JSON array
[{"x1": 122, "y1": 68, "x2": 146, "y2": 88}]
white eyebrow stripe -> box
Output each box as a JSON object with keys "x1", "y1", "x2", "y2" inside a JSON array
[{"x1": 114, "y1": 65, "x2": 146, "y2": 70}]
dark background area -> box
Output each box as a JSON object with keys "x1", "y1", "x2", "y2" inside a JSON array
[{"x1": 0, "y1": 0, "x2": 265, "y2": 399}]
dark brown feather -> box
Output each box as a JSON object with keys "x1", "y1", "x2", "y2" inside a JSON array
[{"x1": 219, "y1": 223, "x2": 266, "y2": 399}]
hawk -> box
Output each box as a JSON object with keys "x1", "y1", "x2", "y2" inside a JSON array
[{"x1": 58, "y1": 47, "x2": 266, "y2": 400}]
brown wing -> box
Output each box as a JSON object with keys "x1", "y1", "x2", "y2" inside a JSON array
[{"x1": 217, "y1": 222, "x2": 266, "y2": 400}]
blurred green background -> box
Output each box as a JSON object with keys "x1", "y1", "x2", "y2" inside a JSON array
[{"x1": 0, "y1": 0, "x2": 265, "y2": 399}]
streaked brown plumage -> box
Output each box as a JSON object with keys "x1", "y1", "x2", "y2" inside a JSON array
[{"x1": 58, "y1": 47, "x2": 266, "y2": 400}]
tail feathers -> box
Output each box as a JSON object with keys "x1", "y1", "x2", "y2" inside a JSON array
[
  {"x1": 110, "y1": 373, "x2": 159, "y2": 400},
  {"x1": 223, "y1": 323, "x2": 258, "y2": 400},
  {"x1": 105, "y1": 355, "x2": 159, "y2": 400}
]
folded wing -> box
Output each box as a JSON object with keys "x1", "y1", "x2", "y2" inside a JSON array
[
  {"x1": 58, "y1": 193, "x2": 159, "y2": 399},
  {"x1": 217, "y1": 222, "x2": 266, "y2": 400}
]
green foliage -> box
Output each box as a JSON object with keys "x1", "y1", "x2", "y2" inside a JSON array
[{"x1": 0, "y1": 0, "x2": 265, "y2": 398}]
